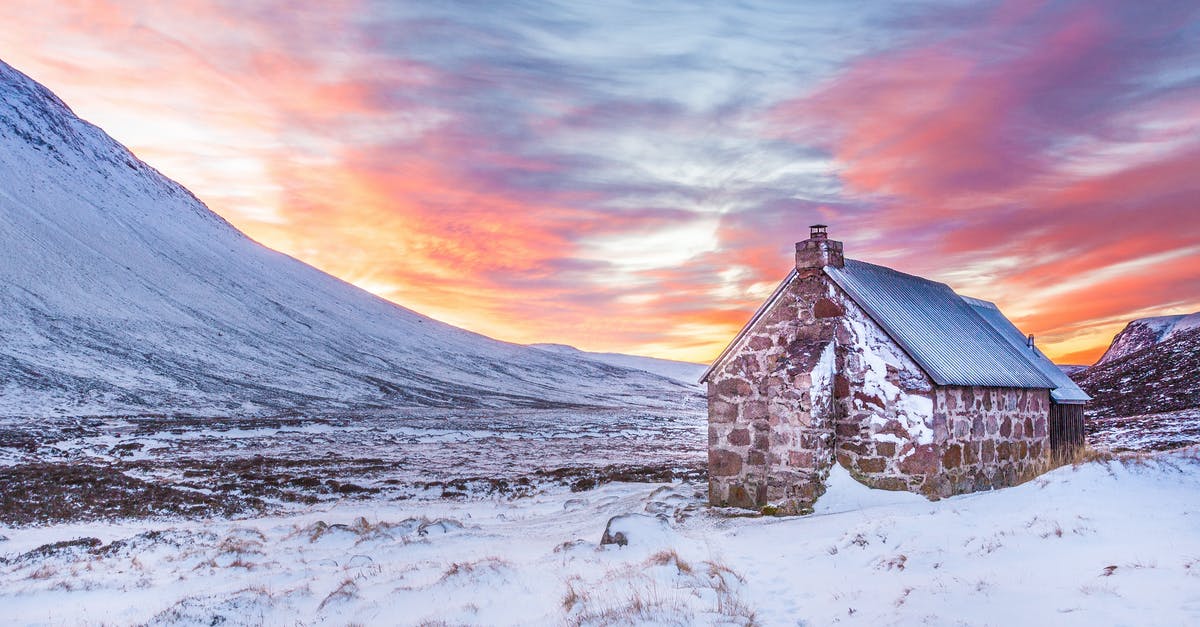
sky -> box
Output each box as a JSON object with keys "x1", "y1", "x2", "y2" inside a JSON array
[{"x1": 1, "y1": 0, "x2": 1198, "y2": 364}]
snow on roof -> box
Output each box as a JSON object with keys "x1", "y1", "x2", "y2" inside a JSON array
[{"x1": 961, "y1": 296, "x2": 1091, "y2": 404}]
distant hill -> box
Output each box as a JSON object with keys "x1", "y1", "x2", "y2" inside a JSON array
[
  {"x1": 529, "y1": 344, "x2": 705, "y2": 385},
  {"x1": 1095, "y1": 312, "x2": 1200, "y2": 366}
]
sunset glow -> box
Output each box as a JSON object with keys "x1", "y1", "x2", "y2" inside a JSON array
[{"x1": 3, "y1": 0, "x2": 1198, "y2": 364}]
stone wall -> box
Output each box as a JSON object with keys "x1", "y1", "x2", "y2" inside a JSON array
[
  {"x1": 706, "y1": 267, "x2": 840, "y2": 514},
  {"x1": 929, "y1": 385, "x2": 1051, "y2": 494},
  {"x1": 829, "y1": 287, "x2": 936, "y2": 493}
]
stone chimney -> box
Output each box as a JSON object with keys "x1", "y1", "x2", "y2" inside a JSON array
[{"x1": 796, "y1": 224, "x2": 844, "y2": 270}]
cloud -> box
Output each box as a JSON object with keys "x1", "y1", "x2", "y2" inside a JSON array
[{"x1": 767, "y1": 0, "x2": 1200, "y2": 363}]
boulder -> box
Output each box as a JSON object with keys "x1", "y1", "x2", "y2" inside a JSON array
[{"x1": 599, "y1": 513, "x2": 673, "y2": 548}]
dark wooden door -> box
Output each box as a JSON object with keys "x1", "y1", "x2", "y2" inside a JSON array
[{"x1": 1048, "y1": 403, "x2": 1085, "y2": 462}]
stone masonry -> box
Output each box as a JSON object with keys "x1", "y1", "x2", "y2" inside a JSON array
[{"x1": 706, "y1": 231, "x2": 1052, "y2": 513}]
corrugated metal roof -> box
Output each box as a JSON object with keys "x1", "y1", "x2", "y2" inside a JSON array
[
  {"x1": 825, "y1": 260, "x2": 1054, "y2": 389},
  {"x1": 961, "y1": 296, "x2": 1092, "y2": 403}
]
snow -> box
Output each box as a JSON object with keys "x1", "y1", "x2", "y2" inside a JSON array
[
  {"x1": 809, "y1": 340, "x2": 835, "y2": 404},
  {"x1": 843, "y1": 297, "x2": 936, "y2": 444},
  {"x1": 1166, "y1": 312, "x2": 1200, "y2": 340},
  {"x1": 1136, "y1": 315, "x2": 1184, "y2": 336},
  {"x1": 812, "y1": 462, "x2": 927, "y2": 514},
  {"x1": 2, "y1": 449, "x2": 1198, "y2": 625}
]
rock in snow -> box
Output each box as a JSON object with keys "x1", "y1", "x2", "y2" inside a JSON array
[
  {"x1": 0, "y1": 59, "x2": 697, "y2": 419},
  {"x1": 599, "y1": 512, "x2": 674, "y2": 548}
]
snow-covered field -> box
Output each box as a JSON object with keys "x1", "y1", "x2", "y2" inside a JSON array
[
  {"x1": 4, "y1": 399, "x2": 1200, "y2": 625},
  {"x1": 2, "y1": 449, "x2": 1198, "y2": 626},
  {"x1": 1087, "y1": 409, "x2": 1200, "y2": 452},
  {"x1": 0, "y1": 405, "x2": 705, "y2": 526}
]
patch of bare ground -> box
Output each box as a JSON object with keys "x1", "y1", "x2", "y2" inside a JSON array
[
  {"x1": 1085, "y1": 409, "x2": 1200, "y2": 452},
  {"x1": 537, "y1": 463, "x2": 706, "y2": 492},
  {"x1": 0, "y1": 407, "x2": 708, "y2": 524},
  {"x1": 129, "y1": 455, "x2": 390, "y2": 504},
  {"x1": 409, "y1": 463, "x2": 706, "y2": 499},
  {"x1": 0, "y1": 463, "x2": 262, "y2": 526}
]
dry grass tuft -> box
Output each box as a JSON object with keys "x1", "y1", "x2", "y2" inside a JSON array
[
  {"x1": 227, "y1": 557, "x2": 256, "y2": 569},
  {"x1": 1066, "y1": 444, "x2": 1114, "y2": 466},
  {"x1": 646, "y1": 550, "x2": 693, "y2": 575},
  {"x1": 874, "y1": 554, "x2": 908, "y2": 571},
  {"x1": 1066, "y1": 445, "x2": 1175, "y2": 469},
  {"x1": 1026, "y1": 516, "x2": 1065, "y2": 539},
  {"x1": 27, "y1": 564, "x2": 56, "y2": 580},
  {"x1": 318, "y1": 577, "x2": 359, "y2": 611},
  {"x1": 561, "y1": 575, "x2": 588, "y2": 612},
  {"x1": 561, "y1": 558, "x2": 756, "y2": 626},
  {"x1": 439, "y1": 556, "x2": 510, "y2": 582}
]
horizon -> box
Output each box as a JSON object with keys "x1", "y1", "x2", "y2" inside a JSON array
[{"x1": 2, "y1": 1, "x2": 1198, "y2": 364}]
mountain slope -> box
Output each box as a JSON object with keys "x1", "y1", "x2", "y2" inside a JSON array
[
  {"x1": 1095, "y1": 312, "x2": 1200, "y2": 366},
  {"x1": 0, "y1": 59, "x2": 695, "y2": 418},
  {"x1": 1073, "y1": 326, "x2": 1200, "y2": 419},
  {"x1": 529, "y1": 344, "x2": 705, "y2": 384}
]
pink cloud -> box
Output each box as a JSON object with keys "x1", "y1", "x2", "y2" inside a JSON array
[{"x1": 763, "y1": 0, "x2": 1200, "y2": 363}]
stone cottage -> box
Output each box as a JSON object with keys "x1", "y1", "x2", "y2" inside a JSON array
[{"x1": 701, "y1": 225, "x2": 1089, "y2": 514}]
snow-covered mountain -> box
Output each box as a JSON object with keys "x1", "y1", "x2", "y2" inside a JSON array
[
  {"x1": 0, "y1": 59, "x2": 697, "y2": 418},
  {"x1": 1095, "y1": 312, "x2": 1200, "y2": 366},
  {"x1": 529, "y1": 344, "x2": 705, "y2": 384},
  {"x1": 1074, "y1": 326, "x2": 1200, "y2": 419}
]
